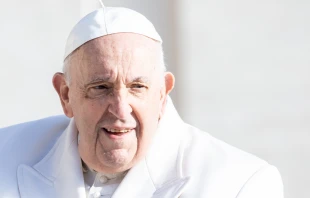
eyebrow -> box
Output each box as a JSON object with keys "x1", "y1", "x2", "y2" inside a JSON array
[
  {"x1": 131, "y1": 76, "x2": 150, "y2": 83},
  {"x1": 85, "y1": 77, "x2": 112, "y2": 86},
  {"x1": 85, "y1": 76, "x2": 150, "y2": 87}
]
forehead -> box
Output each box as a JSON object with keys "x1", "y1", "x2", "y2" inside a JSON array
[{"x1": 70, "y1": 33, "x2": 161, "y2": 80}]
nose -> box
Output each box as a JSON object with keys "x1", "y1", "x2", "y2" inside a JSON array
[{"x1": 108, "y1": 93, "x2": 133, "y2": 120}]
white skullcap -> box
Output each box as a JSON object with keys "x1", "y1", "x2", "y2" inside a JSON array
[{"x1": 64, "y1": 7, "x2": 162, "y2": 60}]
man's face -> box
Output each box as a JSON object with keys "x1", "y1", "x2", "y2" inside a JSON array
[{"x1": 55, "y1": 33, "x2": 173, "y2": 173}]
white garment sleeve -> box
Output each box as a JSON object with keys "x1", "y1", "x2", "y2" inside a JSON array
[{"x1": 236, "y1": 165, "x2": 284, "y2": 198}]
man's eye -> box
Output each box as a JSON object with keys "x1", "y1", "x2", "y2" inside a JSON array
[
  {"x1": 131, "y1": 84, "x2": 146, "y2": 89},
  {"x1": 86, "y1": 85, "x2": 111, "y2": 98},
  {"x1": 93, "y1": 85, "x2": 108, "y2": 89}
]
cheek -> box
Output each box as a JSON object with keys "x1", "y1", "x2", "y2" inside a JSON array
[
  {"x1": 72, "y1": 97, "x2": 108, "y2": 134},
  {"x1": 135, "y1": 98, "x2": 161, "y2": 148},
  {"x1": 71, "y1": 90, "x2": 106, "y2": 115},
  {"x1": 134, "y1": 116, "x2": 158, "y2": 161}
]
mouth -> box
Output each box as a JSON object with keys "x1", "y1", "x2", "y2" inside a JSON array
[{"x1": 102, "y1": 127, "x2": 134, "y2": 138}]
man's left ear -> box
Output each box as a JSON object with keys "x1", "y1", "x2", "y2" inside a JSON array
[
  {"x1": 159, "y1": 72, "x2": 175, "y2": 118},
  {"x1": 164, "y1": 72, "x2": 175, "y2": 96}
]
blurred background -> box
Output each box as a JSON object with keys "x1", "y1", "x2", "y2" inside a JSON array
[{"x1": 0, "y1": 0, "x2": 309, "y2": 197}]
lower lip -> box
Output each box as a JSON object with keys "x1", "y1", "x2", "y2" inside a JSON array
[{"x1": 102, "y1": 128, "x2": 133, "y2": 139}]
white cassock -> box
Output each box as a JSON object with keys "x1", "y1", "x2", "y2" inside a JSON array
[{"x1": 0, "y1": 97, "x2": 283, "y2": 198}]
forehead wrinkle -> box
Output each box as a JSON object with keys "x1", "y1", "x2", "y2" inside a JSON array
[
  {"x1": 122, "y1": 46, "x2": 133, "y2": 84},
  {"x1": 79, "y1": 39, "x2": 117, "y2": 83}
]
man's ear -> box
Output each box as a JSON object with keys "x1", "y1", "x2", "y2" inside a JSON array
[
  {"x1": 159, "y1": 72, "x2": 175, "y2": 119},
  {"x1": 52, "y1": 73, "x2": 73, "y2": 118},
  {"x1": 164, "y1": 72, "x2": 175, "y2": 95}
]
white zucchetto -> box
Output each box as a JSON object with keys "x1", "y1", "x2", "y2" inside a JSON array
[{"x1": 64, "y1": 7, "x2": 162, "y2": 60}]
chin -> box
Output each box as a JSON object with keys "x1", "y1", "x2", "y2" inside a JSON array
[
  {"x1": 98, "y1": 162, "x2": 133, "y2": 174},
  {"x1": 99, "y1": 151, "x2": 135, "y2": 173}
]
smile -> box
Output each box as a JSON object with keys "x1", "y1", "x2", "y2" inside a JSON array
[
  {"x1": 105, "y1": 128, "x2": 132, "y2": 133},
  {"x1": 102, "y1": 127, "x2": 134, "y2": 138}
]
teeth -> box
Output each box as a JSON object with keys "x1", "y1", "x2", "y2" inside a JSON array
[{"x1": 105, "y1": 128, "x2": 131, "y2": 133}]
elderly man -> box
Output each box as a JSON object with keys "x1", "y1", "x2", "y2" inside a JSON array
[{"x1": 0, "y1": 6, "x2": 283, "y2": 198}]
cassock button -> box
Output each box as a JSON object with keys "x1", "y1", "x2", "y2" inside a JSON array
[
  {"x1": 99, "y1": 175, "x2": 108, "y2": 183},
  {"x1": 93, "y1": 191, "x2": 101, "y2": 198}
]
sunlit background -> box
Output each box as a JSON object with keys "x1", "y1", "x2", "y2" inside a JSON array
[{"x1": 0, "y1": 0, "x2": 309, "y2": 197}]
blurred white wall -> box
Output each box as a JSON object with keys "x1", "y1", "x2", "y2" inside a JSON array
[
  {"x1": 0, "y1": 0, "x2": 80, "y2": 127},
  {"x1": 0, "y1": 0, "x2": 309, "y2": 197},
  {"x1": 176, "y1": 1, "x2": 310, "y2": 198}
]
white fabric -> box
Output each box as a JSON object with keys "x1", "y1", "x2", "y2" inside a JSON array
[
  {"x1": 0, "y1": 98, "x2": 284, "y2": 198},
  {"x1": 83, "y1": 165, "x2": 126, "y2": 198},
  {"x1": 85, "y1": 173, "x2": 124, "y2": 198},
  {"x1": 64, "y1": 7, "x2": 162, "y2": 59}
]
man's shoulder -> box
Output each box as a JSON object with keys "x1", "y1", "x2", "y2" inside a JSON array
[
  {"x1": 179, "y1": 124, "x2": 280, "y2": 196},
  {"x1": 182, "y1": 124, "x2": 266, "y2": 166},
  {"x1": 0, "y1": 115, "x2": 70, "y2": 164},
  {"x1": 0, "y1": 115, "x2": 70, "y2": 136},
  {"x1": 0, "y1": 116, "x2": 71, "y2": 196}
]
